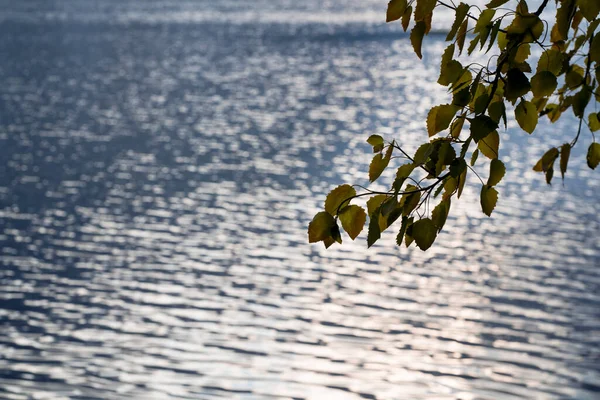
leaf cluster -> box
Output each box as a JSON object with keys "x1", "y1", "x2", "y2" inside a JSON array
[{"x1": 310, "y1": 0, "x2": 600, "y2": 251}]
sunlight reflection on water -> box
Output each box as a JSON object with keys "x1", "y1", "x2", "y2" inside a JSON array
[{"x1": 0, "y1": 1, "x2": 599, "y2": 399}]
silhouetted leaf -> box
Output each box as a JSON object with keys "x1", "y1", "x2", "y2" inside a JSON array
[
  {"x1": 402, "y1": 5, "x2": 412, "y2": 31},
  {"x1": 450, "y1": 114, "x2": 466, "y2": 138},
  {"x1": 415, "y1": 0, "x2": 436, "y2": 23},
  {"x1": 579, "y1": 0, "x2": 600, "y2": 21},
  {"x1": 367, "y1": 209, "x2": 381, "y2": 248},
  {"x1": 386, "y1": 0, "x2": 408, "y2": 22},
  {"x1": 339, "y1": 205, "x2": 367, "y2": 240},
  {"x1": 396, "y1": 216, "x2": 409, "y2": 246},
  {"x1": 446, "y1": 3, "x2": 470, "y2": 41},
  {"x1": 551, "y1": 0, "x2": 576, "y2": 42},
  {"x1": 572, "y1": 88, "x2": 591, "y2": 118},
  {"x1": 413, "y1": 143, "x2": 433, "y2": 165},
  {"x1": 587, "y1": 143, "x2": 600, "y2": 169},
  {"x1": 393, "y1": 163, "x2": 415, "y2": 193},
  {"x1": 457, "y1": 19, "x2": 468, "y2": 54},
  {"x1": 504, "y1": 68, "x2": 531, "y2": 102},
  {"x1": 531, "y1": 71, "x2": 557, "y2": 98},
  {"x1": 488, "y1": 158, "x2": 505, "y2": 186},
  {"x1": 470, "y1": 115, "x2": 498, "y2": 141},
  {"x1": 324, "y1": 184, "x2": 356, "y2": 215},
  {"x1": 308, "y1": 212, "x2": 336, "y2": 243},
  {"x1": 410, "y1": 21, "x2": 427, "y2": 59},
  {"x1": 486, "y1": 0, "x2": 509, "y2": 8},
  {"x1": 411, "y1": 218, "x2": 437, "y2": 251},
  {"x1": 480, "y1": 185, "x2": 498, "y2": 216},
  {"x1": 432, "y1": 199, "x2": 451, "y2": 232},
  {"x1": 566, "y1": 65, "x2": 585, "y2": 89},
  {"x1": 515, "y1": 100, "x2": 538, "y2": 133},
  {"x1": 560, "y1": 143, "x2": 571, "y2": 180},
  {"x1": 537, "y1": 49, "x2": 564, "y2": 75}
]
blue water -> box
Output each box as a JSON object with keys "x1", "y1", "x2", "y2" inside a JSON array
[{"x1": 0, "y1": 1, "x2": 599, "y2": 399}]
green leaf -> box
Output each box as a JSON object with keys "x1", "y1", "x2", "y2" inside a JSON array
[
  {"x1": 367, "y1": 209, "x2": 382, "y2": 248},
  {"x1": 504, "y1": 68, "x2": 531, "y2": 102},
  {"x1": 393, "y1": 163, "x2": 415, "y2": 193},
  {"x1": 411, "y1": 218, "x2": 437, "y2": 251},
  {"x1": 560, "y1": 143, "x2": 571, "y2": 180},
  {"x1": 486, "y1": 0, "x2": 509, "y2": 8},
  {"x1": 410, "y1": 21, "x2": 427, "y2": 59},
  {"x1": 450, "y1": 114, "x2": 466, "y2": 138},
  {"x1": 589, "y1": 113, "x2": 600, "y2": 132},
  {"x1": 446, "y1": 3, "x2": 470, "y2": 41},
  {"x1": 589, "y1": 33, "x2": 600, "y2": 63},
  {"x1": 533, "y1": 147, "x2": 559, "y2": 172},
  {"x1": 470, "y1": 115, "x2": 498, "y2": 142},
  {"x1": 488, "y1": 158, "x2": 505, "y2": 186},
  {"x1": 399, "y1": 186, "x2": 421, "y2": 216},
  {"x1": 367, "y1": 194, "x2": 387, "y2": 216},
  {"x1": 478, "y1": 130, "x2": 500, "y2": 159},
  {"x1": 308, "y1": 212, "x2": 336, "y2": 243},
  {"x1": 404, "y1": 217, "x2": 415, "y2": 247},
  {"x1": 339, "y1": 205, "x2": 367, "y2": 240},
  {"x1": 480, "y1": 185, "x2": 498, "y2": 217},
  {"x1": 369, "y1": 144, "x2": 393, "y2": 182},
  {"x1": 515, "y1": 100, "x2": 538, "y2": 134},
  {"x1": 531, "y1": 71, "x2": 557, "y2": 98},
  {"x1": 537, "y1": 49, "x2": 564, "y2": 76},
  {"x1": 566, "y1": 65, "x2": 585, "y2": 89},
  {"x1": 486, "y1": 20, "x2": 501, "y2": 53},
  {"x1": 587, "y1": 143, "x2": 600, "y2": 169},
  {"x1": 367, "y1": 135, "x2": 384, "y2": 152},
  {"x1": 324, "y1": 184, "x2": 356, "y2": 215},
  {"x1": 413, "y1": 143, "x2": 433, "y2": 165},
  {"x1": 471, "y1": 148, "x2": 479, "y2": 166},
  {"x1": 432, "y1": 199, "x2": 451, "y2": 232},
  {"x1": 488, "y1": 100, "x2": 506, "y2": 128},
  {"x1": 545, "y1": 166, "x2": 554, "y2": 184},
  {"x1": 427, "y1": 104, "x2": 458, "y2": 136},
  {"x1": 474, "y1": 9, "x2": 496, "y2": 34},
  {"x1": 457, "y1": 166, "x2": 468, "y2": 198},
  {"x1": 386, "y1": 0, "x2": 408, "y2": 22}
]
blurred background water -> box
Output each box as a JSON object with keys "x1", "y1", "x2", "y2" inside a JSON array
[{"x1": 0, "y1": 1, "x2": 599, "y2": 399}]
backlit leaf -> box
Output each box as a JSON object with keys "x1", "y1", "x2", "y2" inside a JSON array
[
  {"x1": 471, "y1": 148, "x2": 479, "y2": 166},
  {"x1": 487, "y1": 158, "x2": 505, "y2": 186},
  {"x1": 551, "y1": 0, "x2": 576, "y2": 42},
  {"x1": 367, "y1": 134, "x2": 384, "y2": 152},
  {"x1": 486, "y1": 0, "x2": 509, "y2": 7},
  {"x1": 537, "y1": 49, "x2": 564, "y2": 75},
  {"x1": 450, "y1": 114, "x2": 466, "y2": 138},
  {"x1": 478, "y1": 130, "x2": 500, "y2": 159},
  {"x1": 457, "y1": 19, "x2": 468, "y2": 54},
  {"x1": 411, "y1": 218, "x2": 437, "y2": 251},
  {"x1": 339, "y1": 205, "x2": 367, "y2": 240},
  {"x1": 515, "y1": 100, "x2": 538, "y2": 134},
  {"x1": 427, "y1": 104, "x2": 458, "y2": 136},
  {"x1": 393, "y1": 163, "x2": 415, "y2": 192},
  {"x1": 324, "y1": 184, "x2": 356, "y2": 215},
  {"x1": 369, "y1": 144, "x2": 393, "y2": 182},
  {"x1": 413, "y1": 143, "x2": 433, "y2": 165},
  {"x1": 531, "y1": 71, "x2": 557, "y2": 98},
  {"x1": 402, "y1": 5, "x2": 413, "y2": 31},
  {"x1": 480, "y1": 185, "x2": 498, "y2": 217},
  {"x1": 590, "y1": 34, "x2": 600, "y2": 64},
  {"x1": 367, "y1": 195, "x2": 387, "y2": 216},
  {"x1": 587, "y1": 143, "x2": 600, "y2": 169},
  {"x1": 589, "y1": 113, "x2": 600, "y2": 132},
  {"x1": 415, "y1": 0, "x2": 436, "y2": 23},
  {"x1": 308, "y1": 212, "x2": 336, "y2": 243},
  {"x1": 396, "y1": 216, "x2": 409, "y2": 246},
  {"x1": 578, "y1": 0, "x2": 600, "y2": 22},
  {"x1": 533, "y1": 147, "x2": 559, "y2": 172},
  {"x1": 572, "y1": 88, "x2": 591, "y2": 118}
]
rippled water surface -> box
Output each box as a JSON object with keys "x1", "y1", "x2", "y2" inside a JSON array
[{"x1": 1, "y1": 1, "x2": 599, "y2": 399}]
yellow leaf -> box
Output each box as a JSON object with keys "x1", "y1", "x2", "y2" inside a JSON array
[
  {"x1": 446, "y1": 3, "x2": 470, "y2": 41},
  {"x1": 480, "y1": 185, "x2": 498, "y2": 216},
  {"x1": 478, "y1": 130, "x2": 500, "y2": 159},
  {"x1": 427, "y1": 104, "x2": 458, "y2": 137},
  {"x1": 386, "y1": 0, "x2": 408, "y2": 22},
  {"x1": 324, "y1": 184, "x2": 356, "y2": 215},
  {"x1": 339, "y1": 205, "x2": 367, "y2": 240},
  {"x1": 367, "y1": 194, "x2": 387, "y2": 216},
  {"x1": 487, "y1": 158, "x2": 505, "y2": 186},
  {"x1": 515, "y1": 100, "x2": 538, "y2": 134},
  {"x1": 411, "y1": 218, "x2": 437, "y2": 251},
  {"x1": 587, "y1": 143, "x2": 600, "y2": 169},
  {"x1": 308, "y1": 212, "x2": 336, "y2": 243}
]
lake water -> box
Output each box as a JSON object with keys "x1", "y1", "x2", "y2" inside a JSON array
[{"x1": 0, "y1": 1, "x2": 599, "y2": 399}]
